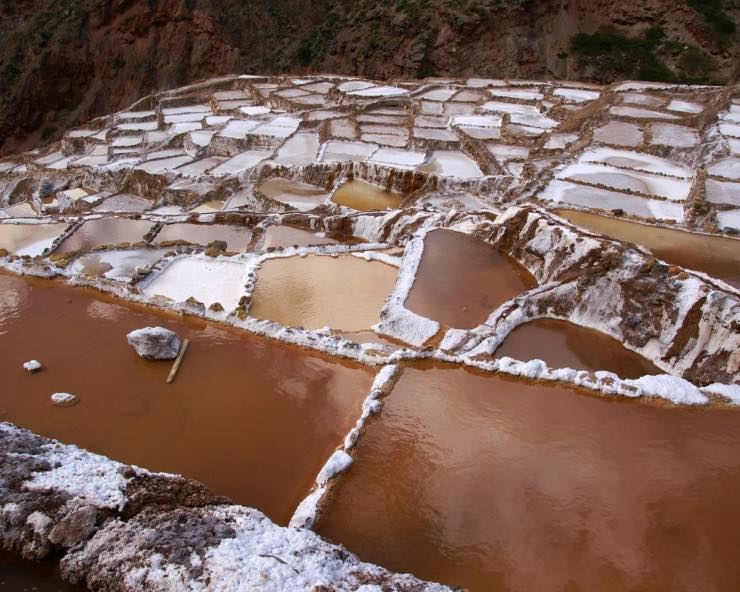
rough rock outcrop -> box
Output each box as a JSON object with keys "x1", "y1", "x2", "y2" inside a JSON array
[{"x1": 126, "y1": 327, "x2": 181, "y2": 360}]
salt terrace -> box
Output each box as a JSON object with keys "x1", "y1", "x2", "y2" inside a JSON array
[{"x1": 0, "y1": 73, "x2": 739, "y2": 591}]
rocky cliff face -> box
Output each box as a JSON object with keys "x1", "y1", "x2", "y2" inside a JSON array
[{"x1": 1, "y1": 0, "x2": 737, "y2": 155}]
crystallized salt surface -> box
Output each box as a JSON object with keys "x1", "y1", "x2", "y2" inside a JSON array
[
  {"x1": 219, "y1": 120, "x2": 261, "y2": 139},
  {"x1": 623, "y1": 375, "x2": 708, "y2": 405},
  {"x1": 348, "y1": 85, "x2": 408, "y2": 97},
  {"x1": 413, "y1": 127, "x2": 458, "y2": 141},
  {"x1": 112, "y1": 136, "x2": 143, "y2": 147},
  {"x1": 580, "y1": 147, "x2": 692, "y2": 178},
  {"x1": 368, "y1": 148, "x2": 426, "y2": 169},
  {"x1": 488, "y1": 88, "x2": 543, "y2": 101},
  {"x1": 143, "y1": 257, "x2": 249, "y2": 310},
  {"x1": 650, "y1": 124, "x2": 699, "y2": 148},
  {"x1": 92, "y1": 194, "x2": 152, "y2": 213},
  {"x1": 717, "y1": 208, "x2": 740, "y2": 229},
  {"x1": 250, "y1": 116, "x2": 300, "y2": 139},
  {"x1": 709, "y1": 158, "x2": 740, "y2": 180},
  {"x1": 209, "y1": 151, "x2": 272, "y2": 176},
  {"x1": 451, "y1": 115, "x2": 502, "y2": 128},
  {"x1": 539, "y1": 179, "x2": 685, "y2": 221},
  {"x1": 275, "y1": 133, "x2": 320, "y2": 166},
  {"x1": 136, "y1": 155, "x2": 193, "y2": 174},
  {"x1": 162, "y1": 104, "x2": 211, "y2": 115},
  {"x1": 118, "y1": 121, "x2": 159, "y2": 132},
  {"x1": 556, "y1": 162, "x2": 692, "y2": 201},
  {"x1": 703, "y1": 383, "x2": 740, "y2": 405},
  {"x1": 0, "y1": 222, "x2": 68, "y2": 256},
  {"x1": 418, "y1": 88, "x2": 457, "y2": 102},
  {"x1": 417, "y1": 151, "x2": 484, "y2": 178},
  {"x1": 164, "y1": 112, "x2": 210, "y2": 124},
  {"x1": 544, "y1": 133, "x2": 579, "y2": 150},
  {"x1": 706, "y1": 179, "x2": 740, "y2": 207},
  {"x1": 667, "y1": 100, "x2": 703, "y2": 114},
  {"x1": 337, "y1": 80, "x2": 375, "y2": 92},
  {"x1": 553, "y1": 88, "x2": 600, "y2": 103},
  {"x1": 487, "y1": 143, "x2": 529, "y2": 162},
  {"x1": 320, "y1": 141, "x2": 377, "y2": 163},
  {"x1": 718, "y1": 122, "x2": 740, "y2": 138},
  {"x1": 610, "y1": 105, "x2": 679, "y2": 120},
  {"x1": 176, "y1": 156, "x2": 227, "y2": 177},
  {"x1": 482, "y1": 101, "x2": 542, "y2": 117},
  {"x1": 68, "y1": 248, "x2": 168, "y2": 281}
]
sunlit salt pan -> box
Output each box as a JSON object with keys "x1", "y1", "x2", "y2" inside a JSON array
[
  {"x1": 240, "y1": 106, "x2": 270, "y2": 116},
  {"x1": 553, "y1": 88, "x2": 600, "y2": 103},
  {"x1": 482, "y1": 101, "x2": 541, "y2": 116},
  {"x1": 488, "y1": 88, "x2": 543, "y2": 101},
  {"x1": 161, "y1": 104, "x2": 211, "y2": 115},
  {"x1": 368, "y1": 148, "x2": 426, "y2": 169},
  {"x1": 610, "y1": 106, "x2": 679, "y2": 120},
  {"x1": 348, "y1": 85, "x2": 408, "y2": 97},
  {"x1": 143, "y1": 257, "x2": 249, "y2": 310},
  {"x1": 275, "y1": 133, "x2": 320, "y2": 166},
  {"x1": 319, "y1": 141, "x2": 377, "y2": 163},
  {"x1": 219, "y1": 120, "x2": 261, "y2": 139},
  {"x1": 112, "y1": 136, "x2": 143, "y2": 147},
  {"x1": 209, "y1": 151, "x2": 272, "y2": 176},
  {"x1": 593, "y1": 121, "x2": 644, "y2": 146},
  {"x1": 118, "y1": 121, "x2": 159, "y2": 132},
  {"x1": 717, "y1": 209, "x2": 740, "y2": 229},
  {"x1": 413, "y1": 127, "x2": 457, "y2": 141},
  {"x1": 556, "y1": 162, "x2": 692, "y2": 200},
  {"x1": 708, "y1": 158, "x2": 740, "y2": 180},
  {"x1": 581, "y1": 147, "x2": 692, "y2": 178},
  {"x1": 93, "y1": 194, "x2": 152, "y2": 213},
  {"x1": 417, "y1": 151, "x2": 483, "y2": 178},
  {"x1": 706, "y1": 179, "x2": 740, "y2": 207},
  {"x1": 249, "y1": 116, "x2": 300, "y2": 139},
  {"x1": 189, "y1": 130, "x2": 216, "y2": 147},
  {"x1": 719, "y1": 122, "x2": 740, "y2": 138},
  {"x1": 487, "y1": 143, "x2": 529, "y2": 163},
  {"x1": 649, "y1": 123, "x2": 699, "y2": 148},
  {"x1": 539, "y1": 179, "x2": 685, "y2": 221},
  {"x1": 175, "y1": 156, "x2": 227, "y2": 176},
  {"x1": 667, "y1": 100, "x2": 703, "y2": 114},
  {"x1": 136, "y1": 155, "x2": 193, "y2": 173},
  {"x1": 418, "y1": 88, "x2": 457, "y2": 102},
  {"x1": 169, "y1": 122, "x2": 202, "y2": 135},
  {"x1": 337, "y1": 80, "x2": 375, "y2": 93},
  {"x1": 164, "y1": 112, "x2": 210, "y2": 124},
  {"x1": 451, "y1": 115, "x2": 502, "y2": 128},
  {"x1": 258, "y1": 178, "x2": 329, "y2": 212}
]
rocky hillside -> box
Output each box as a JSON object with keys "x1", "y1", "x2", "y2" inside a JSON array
[{"x1": 1, "y1": 0, "x2": 737, "y2": 155}]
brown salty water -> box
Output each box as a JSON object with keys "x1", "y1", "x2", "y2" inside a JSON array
[
  {"x1": 0, "y1": 552, "x2": 80, "y2": 592},
  {"x1": 495, "y1": 318, "x2": 660, "y2": 378},
  {"x1": 261, "y1": 225, "x2": 340, "y2": 250},
  {"x1": 249, "y1": 254, "x2": 398, "y2": 331},
  {"x1": 0, "y1": 272, "x2": 373, "y2": 525},
  {"x1": 406, "y1": 229, "x2": 536, "y2": 329},
  {"x1": 331, "y1": 180, "x2": 403, "y2": 211},
  {"x1": 317, "y1": 364, "x2": 740, "y2": 592},
  {"x1": 0, "y1": 223, "x2": 68, "y2": 257},
  {"x1": 55, "y1": 218, "x2": 155, "y2": 254},
  {"x1": 257, "y1": 178, "x2": 329, "y2": 212},
  {"x1": 153, "y1": 222, "x2": 251, "y2": 251},
  {"x1": 556, "y1": 209, "x2": 740, "y2": 288}
]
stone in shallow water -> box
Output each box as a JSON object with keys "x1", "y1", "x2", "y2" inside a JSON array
[
  {"x1": 23, "y1": 360, "x2": 42, "y2": 373},
  {"x1": 51, "y1": 393, "x2": 78, "y2": 407},
  {"x1": 126, "y1": 326, "x2": 181, "y2": 360}
]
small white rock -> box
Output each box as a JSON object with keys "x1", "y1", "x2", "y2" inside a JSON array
[
  {"x1": 23, "y1": 360, "x2": 42, "y2": 373},
  {"x1": 51, "y1": 393, "x2": 78, "y2": 407}
]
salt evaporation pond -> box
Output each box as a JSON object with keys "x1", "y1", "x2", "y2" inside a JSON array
[
  {"x1": 0, "y1": 551, "x2": 80, "y2": 592},
  {"x1": 0, "y1": 273, "x2": 372, "y2": 525},
  {"x1": 261, "y1": 225, "x2": 340, "y2": 250},
  {"x1": 495, "y1": 318, "x2": 660, "y2": 378},
  {"x1": 249, "y1": 254, "x2": 397, "y2": 331},
  {"x1": 557, "y1": 209, "x2": 740, "y2": 288},
  {"x1": 257, "y1": 178, "x2": 329, "y2": 211},
  {"x1": 55, "y1": 218, "x2": 155, "y2": 253},
  {"x1": 331, "y1": 180, "x2": 403, "y2": 211},
  {"x1": 406, "y1": 229, "x2": 535, "y2": 329},
  {"x1": 142, "y1": 257, "x2": 248, "y2": 310},
  {"x1": 0, "y1": 222, "x2": 68, "y2": 257},
  {"x1": 317, "y1": 363, "x2": 740, "y2": 591},
  {"x1": 68, "y1": 248, "x2": 168, "y2": 281},
  {"x1": 152, "y1": 222, "x2": 251, "y2": 251}
]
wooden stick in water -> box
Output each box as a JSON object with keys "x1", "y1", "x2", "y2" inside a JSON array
[{"x1": 167, "y1": 339, "x2": 190, "y2": 384}]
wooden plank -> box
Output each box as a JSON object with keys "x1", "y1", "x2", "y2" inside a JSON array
[{"x1": 166, "y1": 338, "x2": 190, "y2": 384}]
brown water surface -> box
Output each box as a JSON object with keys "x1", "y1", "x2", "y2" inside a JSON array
[
  {"x1": 317, "y1": 364, "x2": 740, "y2": 592},
  {"x1": 0, "y1": 552, "x2": 80, "y2": 592},
  {"x1": 258, "y1": 178, "x2": 329, "y2": 212},
  {"x1": 0, "y1": 223, "x2": 68, "y2": 257},
  {"x1": 406, "y1": 229, "x2": 536, "y2": 328},
  {"x1": 250, "y1": 254, "x2": 397, "y2": 331},
  {"x1": 262, "y1": 225, "x2": 340, "y2": 250},
  {"x1": 556, "y1": 209, "x2": 740, "y2": 288},
  {"x1": 0, "y1": 272, "x2": 372, "y2": 525},
  {"x1": 331, "y1": 180, "x2": 403, "y2": 211},
  {"x1": 153, "y1": 222, "x2": 251, "y2": 251},
  {"x1": 495, "y1": 318, "x2": 660, "y2": 378},
  {"x1": 55, "y1": 218, "x2": 155, "y2": 253}
]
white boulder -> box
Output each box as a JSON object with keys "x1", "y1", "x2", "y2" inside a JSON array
[{"x1": 126, "y1": 326, "x2": 181, "y2": 360}]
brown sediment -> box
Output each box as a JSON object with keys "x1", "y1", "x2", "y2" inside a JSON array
[
  {"x1": 555, "y1": 209, "x2": 740, "y2": 289},
  {"x1": 55, "y1": 219, "x2": 155, "y2": 254},
  {"x1": 152, "y1": 223, "x2": 251, "y2": 251},
  {"x1": 261, "y1": 225, "x2": 340, "y2": 250},
  {"x1": 317, "y1": 363, "x2": 740, "y2": 592},
  {"x1": 0, "y1": 272, "x2": 373, "y2": 526},
  {"x1": 331, "y1": 180, "x2": 404, "y2": 212},
  {"x1": 0, "y1": 551, "x2": 81, "y2": 592},
  {"x1": 494, "y1": 318, "x2": 661, "y2": 378},
  {"x1": 249, "y1": 254, "x2": 398, "y2": 331},
  {"x1": 406, "y1": 229, "x2": 536, "y2": 329}
]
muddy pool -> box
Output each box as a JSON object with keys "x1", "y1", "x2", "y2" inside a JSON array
[
  {"x1": 0, "y1": 272, "x2": 373, "y2": 525},
  {"x1": 331, "y1": 180, "x2": 403, "y2": 211},
  {"x1": 55, "y1": 218, "x2": 155, "y2": 254},
  {"x1": 317, "y1": 363, "x2": 740, "y2": 591}
]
